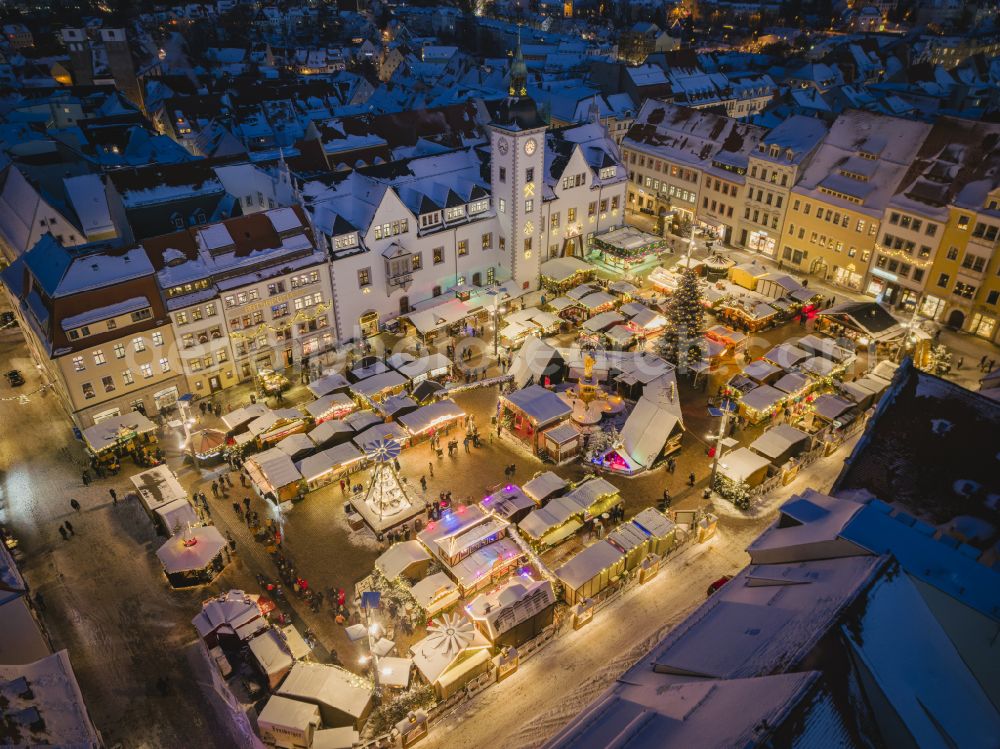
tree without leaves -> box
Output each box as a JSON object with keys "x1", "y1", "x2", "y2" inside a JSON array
[{"x1": 658, "y1": 267, "x2": 705, "y2": 373}]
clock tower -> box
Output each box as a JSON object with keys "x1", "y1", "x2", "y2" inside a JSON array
[{"x1": 488, "y1": 37, "x2": 546, "y2": 294}]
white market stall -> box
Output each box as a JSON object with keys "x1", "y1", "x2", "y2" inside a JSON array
[
  {"x1": 156, "y1": 525, "x2": 228, "y2": 588},
  {"x1": 296, "y1": 442, "x2": 365, "y2": 490},
  {"x1": 245, "y1": 448, "x2": 304, "y2": 504},
  {"x1": 130, "y1": 464, "x2": 197, "y2": 536},
  {"x1": 397, "y1": 399, "x2": 465, "y2": 440}
]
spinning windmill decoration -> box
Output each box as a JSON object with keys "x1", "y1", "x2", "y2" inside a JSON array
[
  {"x1": 424, "y1": 613, "x2": 476, "y2": 657},
  {"x1": 362, "y1": 438, "x2": 413, "y2": 520}
]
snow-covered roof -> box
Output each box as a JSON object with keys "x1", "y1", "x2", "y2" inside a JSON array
[
  {"x1": 221, "y1": 402, "x2": 270, "y2": 431},
  {"x1": 257, "y1": 694, "x2": 320, "y2": 732},
  {"x1": 277, "y1": 662, "x2": 374, "y2": 721},
  {"x1": 480, "y1": 484, "x2": 536, "y2": 520},
  {"x1": 410, "y1": 571, "x2": 459, "y2": 611},
  {"x1": 192, "y1": 590, "x2": 267, "y2": 642},
  {"x1": 409, "y1": 612, "x2": 490, "y2": 685},
  {"x1": 375, "y1": 540, "x2": 432, "y2": 580},
  {"x1": 503, "y1": 385, "x2": 572, "y2": 425},
  {"x1": 763, "y1": 343, "x2": 810, "y2": 368},
  {"x1": 247, "y1": 447, "x2": 302, "y2": 490},
  {"x1": 60, "y1": 296, "x2": 150, "y2": 331},
  {"x1": 718, "y1": 447, "x2": 770, "y2": 483},
  {"x1": 743, "y1": 359, "x2": 782, "y2": 383},
  {"x1": 0, "y1": 651, "x2": 101, "y2": 747},
  {"x1": 82, "y1": 411, "x2": 156, "y2": 452},
  {"x1": 748, "y1": 424, "x2": 811, "y2": 462},
  {"x1": 307, "y1": 372, "x2": 350, "y2": 397},
  {"x1": 772, "y1": 372, "x2": 809, "y2": 395},
  {"x1": 509, "y1": 336, "x2": 562, "y2": 390},
  {"x1": 740, "y1": 385, "x2": 785, "y2": 413},
  {"x1": 63, "y1": 173, "x2": 115, "y2": 237},
  {"x1": 620, "y1": 387, "x2": 683, "y2": 469},
  {"x1": 306, "y1": 419, "x2": 355, "y2": 448},
  {"x1": 394, "y1": 353, "x2": 451, "y2": 380},
  {"x1": 465, "y1": 577, "x2": 555, "y2": 641},
  {"x1": 275, "y1": 433, "x2": 314, "y2": 459},
  {"x1": 303, "y1": 392, "x2": 355, "y2": 419},
  {"x1": 350, "y1": 371, "x2": 408, "y2": 398},
  {"x1": 540, "y1": 255, "x2": 592, "y2": 282},
  {"x1": 156, "y1": 525, "x2": 226, "y2": 573},
  {"x1": 130, "y1": 464, "x2": 187, "y2": 513},
  {"x1": 352, "y1": 421, "x2": 407, "y2": 451},
  {"x1": 522, "y1": 471, "x2": 568, "y2": 503},
  {"x1": 811, "y1": 393, "x2": 855, "y2": 421},
  {"x1": 296, "y1": 442, "x2": 363, "y2": 481},
  {"x1": 555, "y1": 540, "x2": 623, "y2": 590},
  {"x1": 747, "y1": 490, "x2": 867, "y2": 564},
  {"x1": 582, "y1": 310, "x2": 625, "y2": 332}
]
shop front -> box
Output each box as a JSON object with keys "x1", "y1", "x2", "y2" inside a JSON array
[
  {"x1": 747, "y1": 230, "x2": 776, "y2": 257},
  {"x1": 359, "y1": 310, "x2": 379, "y2": 338},
  {"x1": 919, "y1": 294, "x2": 946, "y2": 321},
  {"x1": 832, "y1": 264, "x2": 864, "y2": 291},
  {"x1": 969, "y1": 311, "x2": 997, "y2": 340}
]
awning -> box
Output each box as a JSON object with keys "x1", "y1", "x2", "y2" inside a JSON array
[{"x1": 540, "y1": 519, "x2": 582, "y2": 547}]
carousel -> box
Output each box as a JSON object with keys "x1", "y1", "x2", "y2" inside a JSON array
[{"x1": 348, "y1": 439, "x2": 424, "y2": 535}]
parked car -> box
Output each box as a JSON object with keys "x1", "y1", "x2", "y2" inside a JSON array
[
  {"x1": 5, "y1": 369, "x2": 24, "y2": 387},
  {"x1": 706, "y1": 575, "x2": 732, "y2": 597}
]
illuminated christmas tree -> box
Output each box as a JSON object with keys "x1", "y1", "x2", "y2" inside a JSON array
[{"x1": 659, "y1": 267, "x2": 705, "y2": 372}]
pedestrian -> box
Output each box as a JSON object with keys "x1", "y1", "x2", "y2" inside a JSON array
[
  {"x1": 225, "y1": 473, "x2": 233, "y2": 488},
  {"x1": 393, "y1": 458, "x2": 401, "y2": 471},
  {"x1": 199, "y1": 492, "x2": 207, "y2": 506},
  {"x1": 687, "y1": 472, "x2": 696, "y2": 487},
  {"x1": 243, "y1": 496, "x2": 251, "y2": 512},
  {"x1": 340, "y1": 479, "x2": 347, "y2": 494},
  {"x1": 81, "y1": 470, "x2": 90, "y2": 486},
  {"x1": 211, "y1": 481, "x2": 219, "y2": 497},
  {"x1": 58, "y1": 525, "x2": 68, "y2": 540},
  {"x1": 956, "y1": 356, "x2": 964, "y2": 370},
  {"x1": 429, "y1": 462, "x2": 434, "y2": 477},
  {"x1": 240, "y1": 472, "x2": 248, "y2": 487},
  {"x1": 70, "y1": 498, "x2": 81, "y2": 512},
  {"x1": 667, "y1": 457, "x2": 676, "y2": 474},
  {"x1": 109, "y1": 488, "x2": 118, "y2": 505},
  {"x1": 979, "y1": 355, "x2": 988, "y2": 371},
  {"x1": 989, "y1": 359, "x2": 996, "y2": 373},
  {"x1": 420, "y1": 475, "x2": 427, "y2": 491},
  {"x1": 64, "y1": 520, "x2": 74, "y2": 536},
  {"x1": 463, "y1": 436, "x2": 470, "y2": 453},
  {"x1": 232, "y1": 501, "x2": 241, "y2": 515},
  {"x1": 226, "y1": 531, "x2": 236, "y2": 551}
]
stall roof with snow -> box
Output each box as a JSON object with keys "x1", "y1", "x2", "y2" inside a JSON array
[
  {"x1": 246, "y1": 448, "x2": 302, "y2": 493},
  {"x1": 503, "y1": 385, "x2": 573, "y2": 426},
  {"x1": 397, "y1": 399, "x2": 464, "y2": 436},
  {"x1": 796, "y1": 334, "x2": 852, "y2": 362},
  {"x1": 350, "y1": 371, "x2": 408, "y2": 399},
  {"x1": 375, "y1": 540, "x2": 432, "y2": 581},
  {"x1": 555, "y1": 540, "x2": 623, "y2": 590},
  {"x1": 352, "y1": 421, "x2": 408, "y2": 451},
  {"x1": 749, "y1": 424, "x2": 811, "y2": 462},
  {"x1": 818, "y1": 301, "x2": 903, "y2": 341},
  {"x1": 303, "y1": 392, "x2": 355, "y2": 420},
  {"x1": 192, "y1": 590, "x2": 267, "y2": 644},
  {"x1": 307, "y1": 372, "x2": 350, "y2": 398},
  {"x1": 466, "y1": 578, "x2": 555, "y2": 642},
  {"x1": 307, "y1": 419, "x2": 355, "y2": 447},
  {"x1": 523, "y1": 471, "x2": 569, "y2": 504},
  {"x1": 277, "y1": 662, "x2": 374, "y2": 728},
  {"x1": 156, "y1": 525, "x2": 226, "y2": 574},
  {"x1": 618, "y1": 385, "x2": 684, "y2": 470},
  {"x1": 130, "y1": 464, "x2": 187, "y2": 514},
  {"x1": 481, "y1": 484, "x2": 537, "y2": 520},
  {"x1": 764, "y1": 343, "x2": 811, "y2": 368},
  {"x1": 296, "y1": 442, "x2": 364, "y2": 482},
  {"x1": 509, "y1": 336, "x2": 564, "y2": 389},
  {"x1": 718, "y1": 447, "x2": 771, "y2": 484},
  {"x1": 394, "y1": 353, "x2": 452, "y2": 381},
  {"x1": 276, "y1": 433, "x2": 315, "y2": 460},
  {"x1": 83, "y1": 411, "x2": 156, "y2": 453},
  {"x1": 221, "y1": 402, "x2": 270, "y2": 432},
  {"x1": 741, "y1": 385, "x2": 785, "y2": 414},
  {"x1": 582, "y1": 310, "x2": 625, "y2": 332}
]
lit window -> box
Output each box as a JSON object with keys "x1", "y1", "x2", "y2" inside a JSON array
[
  {"x1": 132, "y1": 337, "x2": 146, "y2": 352},
  {"x1": 152, "y1": 332, "x2": 163, "y2": 346},
  {"x1": 72, "y1": 356, "x2": 85, "y2": 371},
  {"x1": 93, "y1": 350, "x2": 106, "y2": 365},
  {"x1": 140, "y1": 363, "x2": 153, "y2": 378},
  {"x1": 122, "y1": 369, "x2": 134, "y2": 385}
]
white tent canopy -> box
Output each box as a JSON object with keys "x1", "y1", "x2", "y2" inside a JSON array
[
  {"x1": 156, "y1": 526, "x2": 226, "y2": 573},
  {"x1": 619, "y1": 391, "x2": 683, "y2": 469},
  {"x1": 83, "y1": 412, "x2": 156, "y2": 453}
]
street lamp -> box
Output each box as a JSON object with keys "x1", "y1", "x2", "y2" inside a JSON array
[
  {"x1": 708, "y1": 404, "x2": 734, "y2": 490},
  {"x1": 486, "y1": 285, "x2": 509, "y2": 358}
]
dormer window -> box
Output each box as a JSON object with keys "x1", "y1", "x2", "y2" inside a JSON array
[
  {"x1": 445, "y1": 206, "x2": 466, "y2": 221},
  {"x1": 333, "y1": 233, "x2": 357, "y2": 250},
  {"x1": 469, "y1": 200, "x2": 489, "y2": 215},
  {"x1": 599, "y1": 167, "x2": 616, "y2": 180}
]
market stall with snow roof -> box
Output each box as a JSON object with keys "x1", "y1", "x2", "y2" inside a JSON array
[
  {"x1": 582, "y1": 311, "x2": 623, "y2": 335},
  {"x1": 130, "y1": 464, "x2": 196, "y2": 536},
  {"x1": 591, "y1": 226, "x2": 665, "y2": 270},
  {"x1": 248, "y1": 408, "x2": 308, "y2": 446},
  {"x1": 807, "y1": 393, "x2": 859, "y2": 433},
  {"x1": 257, "y1": 695, "x2": 320, "y2": 749},
  {"x1": 412, "y1": 379, "x2": 447, "y2": 404},
  {"x1": 352, "y1": 421, "x2": 408, "y2": 452},
  {"x1": 509, "y1": 336, "x2": 565, "y2": 389},
  {"x1": 466, "y1": 577, "x2": 556, "y2": 649},
  {"x1": 625, "y1": 305, "x2": 667, "y2": 334},
  {"x1": 540, "y1": 256, "x2": 595, "y2": 292},
  {"x1": 307, "y1": 418, "x2": 355, "y2": 449},
  {"x1": 349, "y1": 359, "x2": 390, "y2": 382},
  {"x1": 539, "y1": 421, "x2": 584, "y2": 463},
  {"x1": 480, "y1": 484, "x2": 538, "y2": 523},
  {"x1": 244, "y1": 447, "x2": 303, "y2": 504},
  {"x1": 375, "y1": 540, "x2": 432, "y2": 583},
  {"x1": 704, "y1": 324, "x2": 747, "y2": 352},
  {"x1": 601, "y1": 383, "x2": 684, "y2": 475},
  {"x1": 307, "y1": 372, "x2": 350, "y2": 398},
  {"x1": 743, "y1": 359, "x2": 783, "y2": 385},
  {"x1": 796, "y1": 334, "x2": 854, "y2": 364},
  {"x1": 717, "y1": 447, "x2": 771, "y2": 488},
  {"x1": 345, "y1": 410, "x2": 383, "y2": 434},
  {"x1": 350, "y1": 371, "x2": 409, "y2": 403},
  {"x1": 191, "y1": 590, "x2": 268, "y2": 650},
  {"x1": 156, "y1": 525, "x2": 228, "y2": 588},
  {"x1": 397, "y1": 399, "x2": 465, "y2": 441},
  {"x1": 276, "y1": 661, "x2": 374, "y2": 730},
  {"x1": 773, "y1": 371, "x2": 811, "y2": 397},
  {"x1": 498, "y1": 385, "x2": 573, "y2": 455},
  {"x1": 555, "y1": 540, "x2": 626, "y2": 605},
  {"x1": 249, "y1": 625, "x2": 312, "y2": 690},
  {"x1": 717, "y1": 297, "x2": 779, "y2": 331},
  {"x1": 393, "y1": 353, "x2": 452, "y2": 384},
  {"x1": 409, "y1": 612, "x2": 492, "y2": 699},
  {"x1": 749, "y1": 424, "x2": 812, "y2": 466},
  {"x1": 303, "y1": 392, "x2": 357, "y2": 423},
  {"x1": 276, "y1": 433, "x2": 315, "y2": 461},
  {"x1": 577, "y1": 290, "x2": 616, "y2": 314},
  {"x1": 740, "y1": 384, "x2": 787, "y2": 423},
  {"x1": 82, "y1": 411, "x2": 157, "y2": 456},
  {"x1": 296, "y1": 442, "x2": 365, "y2": 490},
  {"x1": 221, "y1": 403, "x2": 272, "y2": 434},
  {"x1": 729, "y1": 261, "x2": 770, "y2": 291},
  {"x1": 381, "y1": 394, "x2": 418, "y2": 420},
  {"x1": 522, "y1": 471, "x2": 569, "y2": 505},
  {"x1": 603, "y1": 324, "x2": 636, "y2": 350},
  {"x1": 410, "y1": 572, "x2": 460, "y2": 617},
  {"x1": 763, "y1": 343, "x2": 811, "y2": 369},
  {"x1": 630, "y1": 507, "x2": 677, "y2": 556}
]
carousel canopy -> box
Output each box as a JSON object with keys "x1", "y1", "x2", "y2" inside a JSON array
[
  {"x1": 190, "y1": 428, "x2": 227, "y2": 457},
  {"x1": 156, "y1": 525, "x2": 226, "y2": 573},
  {"x1": 83, "y1": 412, "x2": 156, "y2": 453}
]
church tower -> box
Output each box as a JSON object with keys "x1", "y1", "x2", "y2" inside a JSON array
[{"x1": 487, "y1": 37, "x2": 546, "y2": 294}]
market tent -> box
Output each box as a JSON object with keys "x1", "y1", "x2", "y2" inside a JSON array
[
  {"x1": 412, "y1": 379, "x2": 446, "y2": 403},
  {"x1": 248, "y1": 409, "x2": 304, "y2": 438},
  {"x1": 277, "y1": 662, "x2": 374, "y2": 730},
  {"x1": 718, "y1": 447, "x2": 771, "y2": 485},
  {"x1": 519, "y1": 496, "x2": 583, "y2": 540},
  {"x1": 386, "y1": 353, "x2": 415, "y2": 370},
  {"x1": 405, "y1": 299, "x2": 471, "y2": 335},
  {"x1": 523, "y1": 471, "x2": 568, "y2": 504},
  {"x1": 410, "y1": 572, "x2": 460, "y2": 615},
  {"x1": 540, "y1": 256, "x2": 592, "y2": 284},
  {"x1": 578, "y1": 291, "x2": 615, "y2": 310},
  {"x1": 276, "y1": 433, "x2": 315, "y2": 460},
  {"x1": 157, "y1": 499, "x2": 198, "y2": 537},
  {"x1": 246, "y1": 448, "x2": 302, "y2": 496},
  {"x1": 397, "y1": 399, "x2": 464, "y2": 436},
  {"x1": 619, "y1": 395, "x2": 683, "y2": 470},
  {"x1": 605, "y1": 325, "x2": 635, "y2": 348},
  {"x1": 764, "y1": 343, "x2": 811, "y2": 369},
  {"x1": 251, "y1": 628, "x2": 310, "y2": 691},
  {"x1": 547, "y1": 296, "x2": 579, "y2": 312},
  {"x1": 395, "y1": 354, "x2": 451, "y2": 382},
  {"x1": 509, "y1": 336, "x2": 564, "y2": 389},
  {"x1": 749, "y1": 424, "x2": 811, "y2": 463},
  {"x1": 131, "y1": 464, "x2": 186, "y2": 516},
  {"x1": 307, "y1": 373, "x2": 350, "y2": 398},
  {"x1": 741, "y1": 385, "x2": 785, "y2": 414},
  {"x1": 526, "y1": 309, "x2": 561, "y2": 331},
  {"x1": 811, "y1": 394, "x2": 855, "y2": 422},
  {"x1": 303, "y1": 393, "x2": 356, "y2": 421},
  {"x1": 796, "y1": 334, "x2": 852, "y2": 362},
  {"x1": 619, "y1": 301, "x2": 648, "y2": 318},
  {"x1": 564, "y1": 477, "x2": 620, "y2": 512},
  {"x1": 257, "y1": 695, "x2": 319, "y2": 739},
  {"x1": 500, "y1": 321, "x2": 529, "y2": 342},
  {"x1": 350, "y1": 371, "x2": 408, "y2": 400},
  {"x1": 307, "y1": 419, "x2": 355, "y2": 448},
  {"x1": 375, "y1": 540, "x2": 432, "y2": 581},
  {"x1": 608, "y1": 280, "x2": 640, "y2": 296},
  {"x1": 855, "y1": 374, "x2": 891, "y2": 398},
  {"x1": 800, "y1": 356, "x2": 837, "y2": 377},
  {"x1": 773, "y1": 372, "x2": 810, "y2": 395},
  {"x1": 744, "y1": 360, "x2": 783, "y2": 384},
  {"x1": 504, "y1": 385, "x2": 573, "y2": 426},
  {"x1": 554, "y1": 540, "x2": 623, "y2": 592},
  {"x1": 83, "y1": 412, "x2": 156, "y2": 453},
  {"x1": 349, "y1": 360, "x2": 389, "y2": 381},
  {"x1": 296, "y1": 442, "x2": 364, "y2": 483},
  {"x1": 628, "y1": 308, "x2": 667, "y2": 331},
  {"x1": 480, "y1": 485, "x2": 537, "y2": 522},
  {"x1": 382, "y1": 394, "x2": 418, "y2": 419},
  {"x1": 352, "y1": 421, "x2": 408, "y2": 451},
  {"x1": 567, "y1": 283, "x2": 597, "y2": 301},
  {"x1": 345, "y1": 410, "x2": 382, "y2": 433},
  {"x1": 156, "y1": 526, "x2": 226, "y2": 574},
  {"x1": 582, "y1": 311, "x2": 625, "y2": 333},
  {"x1": 818, "y1": 301, "x2": 904, "y2": 341},
  {"x1": 221, "y1": 403, "x2": 270, "y2": 432}
]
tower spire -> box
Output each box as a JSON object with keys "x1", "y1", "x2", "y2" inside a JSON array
[{"x1": 508, "y1": 27, "x2": 528, "y2": 98}]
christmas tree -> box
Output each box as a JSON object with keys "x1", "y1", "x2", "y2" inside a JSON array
[
  {"x1": 713, "y1": 474, "x2": 752, "y2": 511},
  {"x1": 659, "y1": 267, "x2": 705, "y2": 372}
]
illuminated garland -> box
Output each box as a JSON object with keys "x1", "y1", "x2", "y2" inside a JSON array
[
  {"x1": 228, "y1": 303, "x2": 333, "y2": 341},
  {"x1": 874, "y1": 244, "x2": 932, "y2": 268}
]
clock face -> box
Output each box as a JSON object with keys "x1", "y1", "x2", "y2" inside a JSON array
[
  {"x1": 524, "y1": 138, "x2": 537, "y2": 156},
  {"x1": 497, "y1": 137, "x2": 509, "y2": 155}
]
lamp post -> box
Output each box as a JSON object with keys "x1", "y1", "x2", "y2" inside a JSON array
[
  {"x1": 708, "y1": 403, "x2": 732, "y2": 491},
  {"x1": 487, "y1": 285, "x2": 509, "y2": 358}
]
